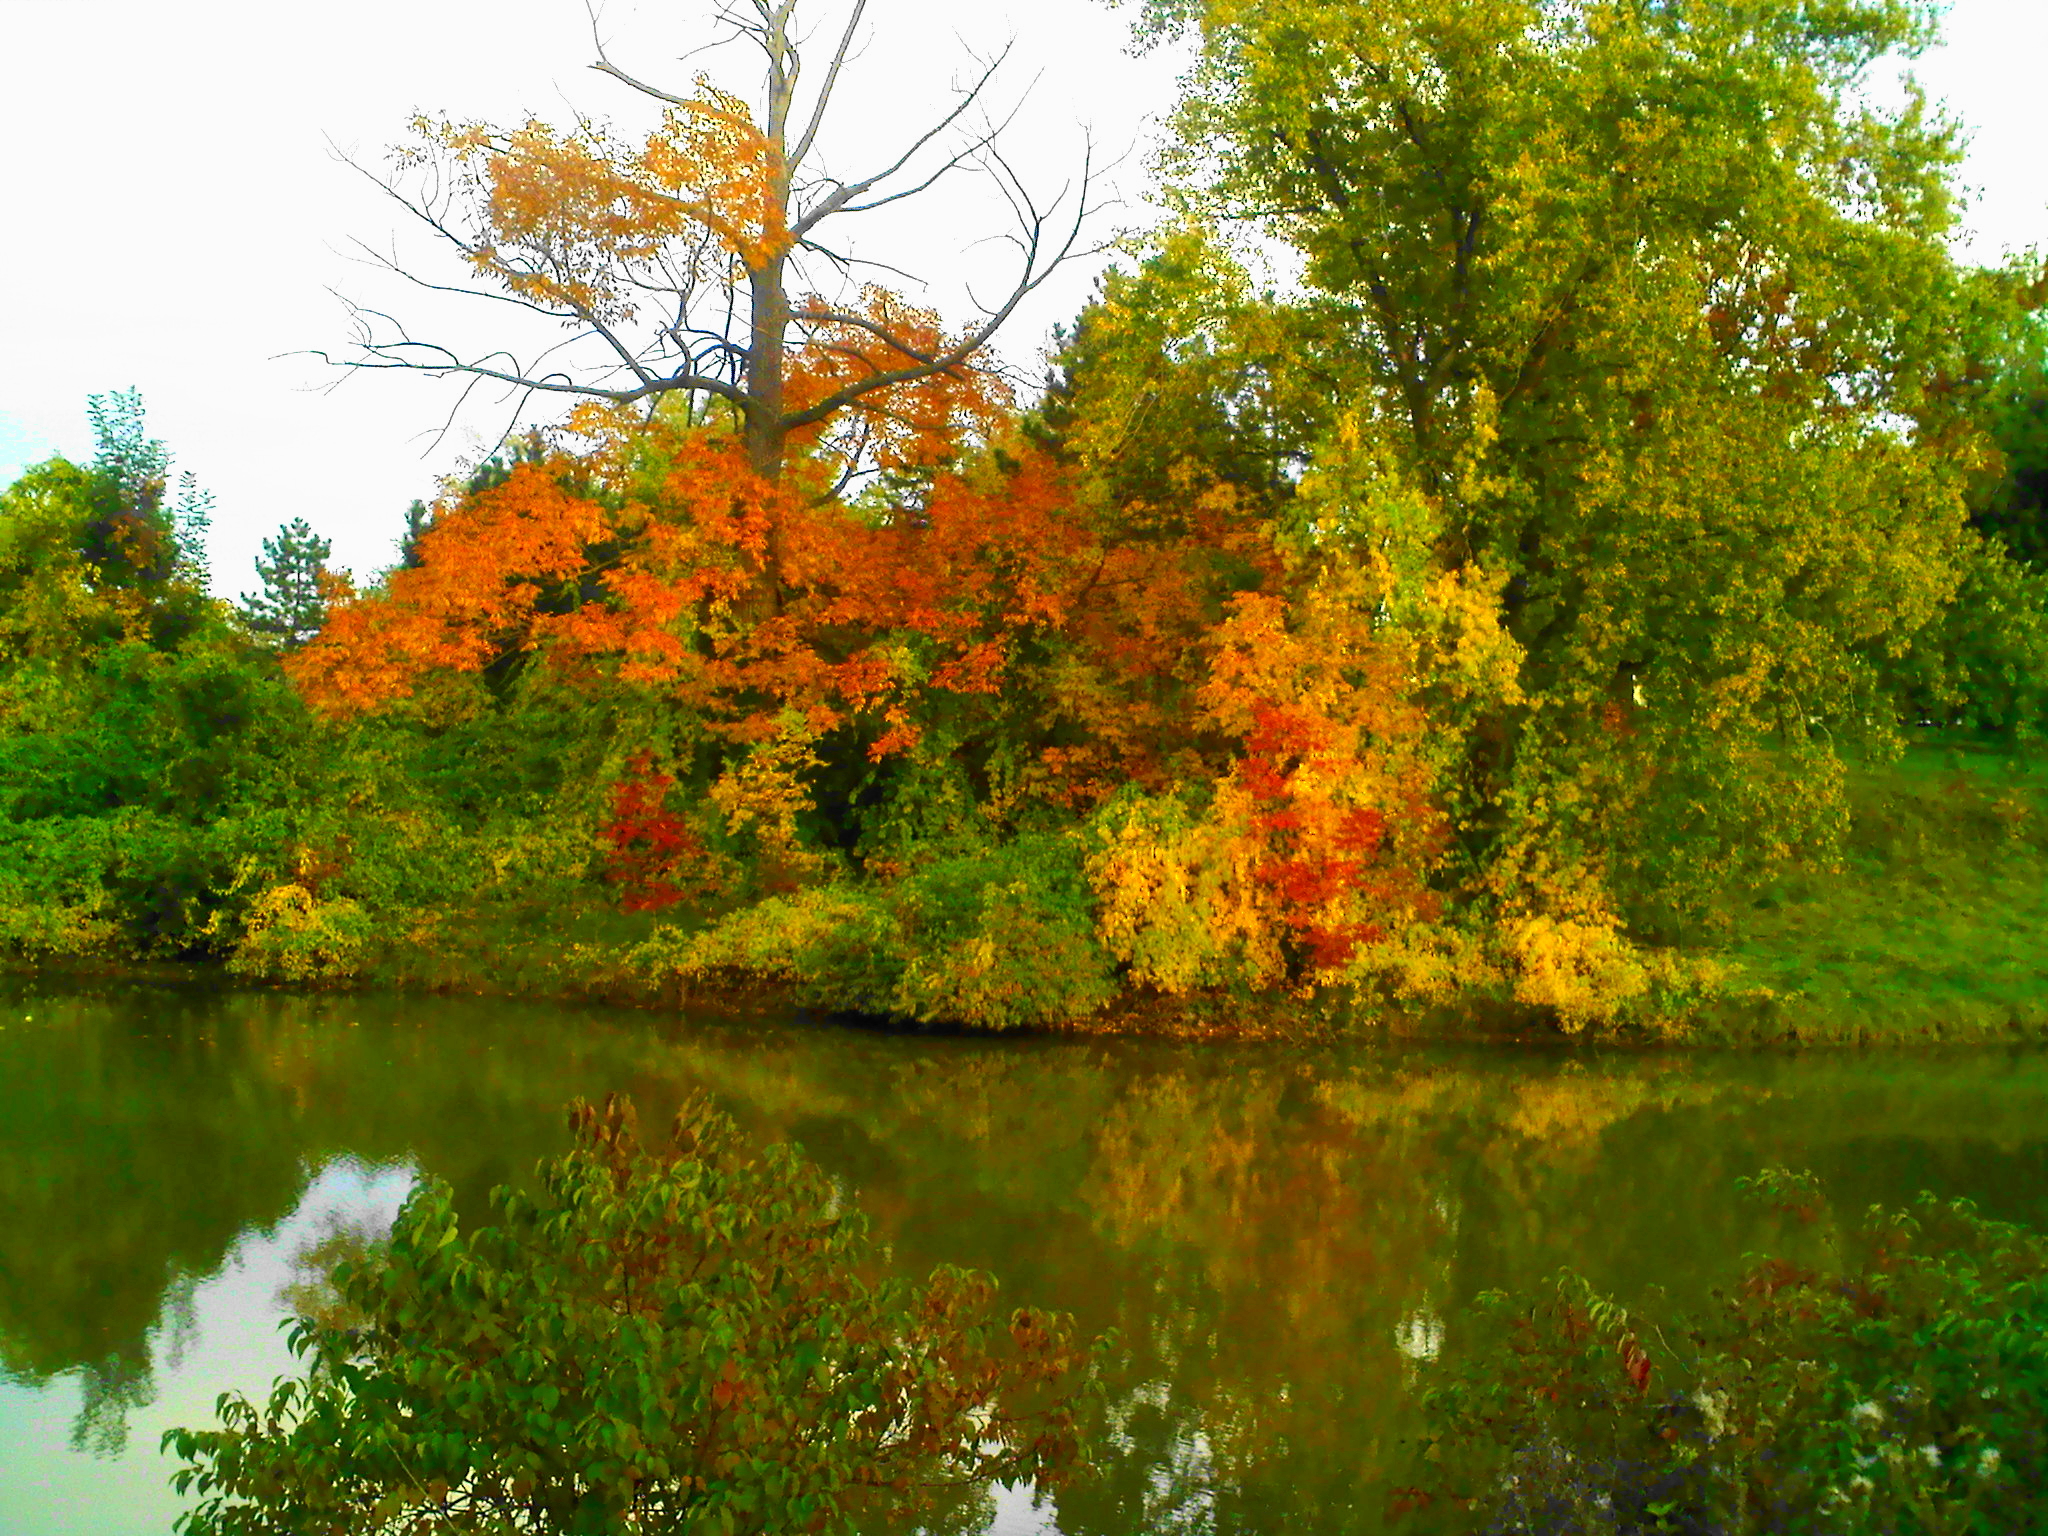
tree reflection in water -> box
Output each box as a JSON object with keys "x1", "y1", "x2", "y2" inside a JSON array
[{"x1": 6, "y1": 980, "x2": 2048, "y2": 1534}]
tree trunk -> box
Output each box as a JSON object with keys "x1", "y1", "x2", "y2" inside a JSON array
[
  {"x1": 742, "y1": 256, "x2": 791, "y2": 617},
  {"x1": 745, "y1": 260, "x2": 789, "y2": 482}
]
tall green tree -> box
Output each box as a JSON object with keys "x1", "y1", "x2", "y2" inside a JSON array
[
  {"x1": 0, "y1": 389, "x2": 217, "y2": 666},
  {"x1": 1130, "y1": 0, "x2": 2034, "y2": 933},
  {"x1": 82, "y1": 386, "x2": 214, "y2": 592},
  {"x1": 238, "y1": 518, "x2": 333, "y2": 649},
  {"x1": 1974, "y1": 315, "x2": 2048, "y2": 570}
]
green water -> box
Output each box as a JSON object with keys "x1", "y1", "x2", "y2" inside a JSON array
[{"x1": 5, "y1": 980, "x2": 2048, "y2": 1534}]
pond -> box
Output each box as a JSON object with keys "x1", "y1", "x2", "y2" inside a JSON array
[{"x1": 5, "y1": 980, "x2": 2048, "y2": 1534}]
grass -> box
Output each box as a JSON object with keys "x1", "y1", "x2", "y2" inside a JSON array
[{"x1": 1700, "y1": 740, "x2": 2048, "y2": 1042}]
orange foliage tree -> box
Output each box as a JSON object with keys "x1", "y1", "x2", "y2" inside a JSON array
[
  {"x1": 1088, "y1": 554, "x2": 1446, "y2": 995},
  {"x1": 291, "y1": 425, "x2": 1236, "y2": 804},
  {"x1": 329, "y1": 0, "x2": 1099, "y2": 488},
  {"x1": 286, "y1": 3, "x2": 1471, "y2": 1019}
]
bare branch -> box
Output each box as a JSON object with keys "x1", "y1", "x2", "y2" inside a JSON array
[
  {"x1": 787, "y1": 0, "x2": 867, "y2": 174},
  {"x1": 588, "y1": 48, "x2": 698, "y2": 109},
  {"x1": 829, "y1": 121, "x2": 1009, "y2": 219},
  {"x1": 794, "y1": 238, "x2": 928, "y2": 290},
  {"x1": 789, "y1": 42, "x2": 1013, "y2": 239},
  {"x1": 319, "y1": 295, "x2": 748, "y2": 412},
  {"x1": 780, "y1": 138, "x2": 1101, "y2": 434}
]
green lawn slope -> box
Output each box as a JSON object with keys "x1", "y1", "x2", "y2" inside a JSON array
[{"x1": 1704, "y1": 743, "x2": 2048, "y2": 1042}]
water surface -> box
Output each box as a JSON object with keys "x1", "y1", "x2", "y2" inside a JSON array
[{"x1": 5, "y1": 980, "x2": 2047, "y2": 1534}]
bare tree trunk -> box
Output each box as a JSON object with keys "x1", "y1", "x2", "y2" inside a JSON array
[
  {"x1": 743, "y1": 259, "x2": 791, "y2": 616},
  {"x1": 742, "y1": 3, "x2": 800, "y2": 612},
  {"x1": 333, "y1": 0, "x2": 1098, "y2": 512},
  {"x1": 745, "y1": 262, "x2": 789, "y2": 481},
  {"x1": 748, "y1": 0, "x2": 798, "y2": 484}
]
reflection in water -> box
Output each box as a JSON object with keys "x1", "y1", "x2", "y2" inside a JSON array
[
  {"x1": 275, "y1": 1201, "x2": 398, "y2": 1331},
  {"x1": 4, "y1": 980, "x2": 2048, "y2": 1533},
  {"x1": 63, "y1": 1251, "x2": 198, "y2": 1458},
  {"x1": 67, "y1": 1350, "x2": 156, "y2": 1458},
  {"x1": 1394, "y1": 1304, "x2": 1444, "y2": 1364},
  {"x1": 0, "y1": 1143, "x2": 411, "y2": 1536}
]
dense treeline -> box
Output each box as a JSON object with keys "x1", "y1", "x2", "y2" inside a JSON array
[{"x1": 3, "y1": 0, "x2": 2045, "y2": 1033}]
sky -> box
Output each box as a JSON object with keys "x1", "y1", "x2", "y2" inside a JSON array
[{"x1": 0, "y1": 0, "x2": 2042, "y2": 596}]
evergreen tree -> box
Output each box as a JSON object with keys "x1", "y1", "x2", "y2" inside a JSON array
[
  {"x1": 239, "y1": 519, "x2": 333, "y2": 648},
  {"x1": 397, "y1": 498, "x2": 432, "y2": 571}
]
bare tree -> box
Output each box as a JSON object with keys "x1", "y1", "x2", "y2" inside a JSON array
[{"x1": 323, "y1": 0, "x2": 1104, "y2": 483}]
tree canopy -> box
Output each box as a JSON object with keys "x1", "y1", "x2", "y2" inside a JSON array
[
  {"x1": 0, "y1": 0, "x2": 2043, "y2": 1037},
  {"x1": 1120, "y1": 0, "x2": 2041, "y2": 941}
]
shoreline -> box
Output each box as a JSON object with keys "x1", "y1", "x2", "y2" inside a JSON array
[
  {"x1": 13, "y1": 944, "x2": 2048, "y2": 1049},
  {"x1": 12, "y1": 740, "x2": 2048, "y2": 1050}
]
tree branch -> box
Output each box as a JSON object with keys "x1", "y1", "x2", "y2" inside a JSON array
[
  {"x1": 789, "y1": 44, "x2": 1012, "y2": 239},
  {"x1": 787, "y1": 0, "x2": 866, "y2": 174},
  {"x1": 780, "y1": 139, "x2": 1099, "y2": 433}
]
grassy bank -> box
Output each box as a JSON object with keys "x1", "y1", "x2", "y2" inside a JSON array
[{"x1": 1697, "y1": 742, "x2": 2048, "y2": 1043}]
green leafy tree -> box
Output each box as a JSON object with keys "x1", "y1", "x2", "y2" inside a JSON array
[
  {"x1": 1871, "y1": 318, "x2": 2048, "y2": 737},
  {"x1": 83, "y1": 386, "x2": 214, "y2": 591},
  {"x1": 1029, "y1": 226, "x2": 1316, "y2": 517},
  {"x1": 0, "y1": 393, "x2": 313, "y2": 960},
  {"x1": 165, "y1": 1094, "x2": 1094, "y2": 1536},
  {"x1": 238, "y1": 518, "x2": 333, "y2": 649},
  {"x1": 1126, "y1": 0, "x2": 2031, "y2": 938},
  {"x1": 0, "y1": 389, "x2": 216, "y2": 665},
  {"x1": 1878, "y1": 530, "x2": 2048, "y2": 738},
  {"x1": 1973, "y1": 315, "x2": 2048, "y2": 570}
]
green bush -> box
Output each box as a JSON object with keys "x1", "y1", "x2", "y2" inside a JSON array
[
  {"x1": 1418, "y1": 1170, "x2": 2048, "y2": 1534},
  {"x1": 165, "y1": 1095, "x2": 1093, "y2": 1536},
  {"x1": 887, "y1": 834, "x2": 1120, "y2": 1028},
  {"x1": 1880, "y1": 534, "x2": 2048, "y2": 741},
  {"x1": 630, "y1": 831, "x2": 1120, "y2": 1028},
  {"x1": 0, "y1": 816, "x2": 124, "y2": 956},
  {"x1": 225, "y1": 883, "x2": 377, "y2": 983},
  {"x1": 0, "y1": 810, "x2": 308, "y2": 959}
]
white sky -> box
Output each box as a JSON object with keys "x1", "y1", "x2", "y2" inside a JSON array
[{"x1": 0, "y1": 0, "x2": 2042, "y2": 595}]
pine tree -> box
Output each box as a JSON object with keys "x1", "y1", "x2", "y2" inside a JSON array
[
  {"x1": 239, "y1": 518, "x2": 333, "y2": 648},
  {"x1": 397, "y1": 498, "x2": 432, "y2": 570}
]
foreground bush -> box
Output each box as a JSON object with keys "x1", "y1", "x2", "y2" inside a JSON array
[
  {"x1": 165, "y1": 1096, "x2": 1095, "y2": 1535},
  {"x1": 1418, "y1": 1171, "x2": 2048, "y2": 1534}
]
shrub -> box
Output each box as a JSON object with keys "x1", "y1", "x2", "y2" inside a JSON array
[
  {"x1": 633, "y1": 832, "x2": 1119, "y2": 1028},
  {"x1": 886, "y1": 834, "x2": 1119, "y2": 1028},
  {"x1": 226, "y1": 883, "x2": 376, "y2": 983},
  {"x1": 1418, "y1": 1170, "x2": 2048, "y2": 1534},
  {"x1": 165, "y1": 1095, "x2": 1093, "y2": 1536},
  {"x1": 0, "y1": 817, "x2": 124, "y2": 957}
]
